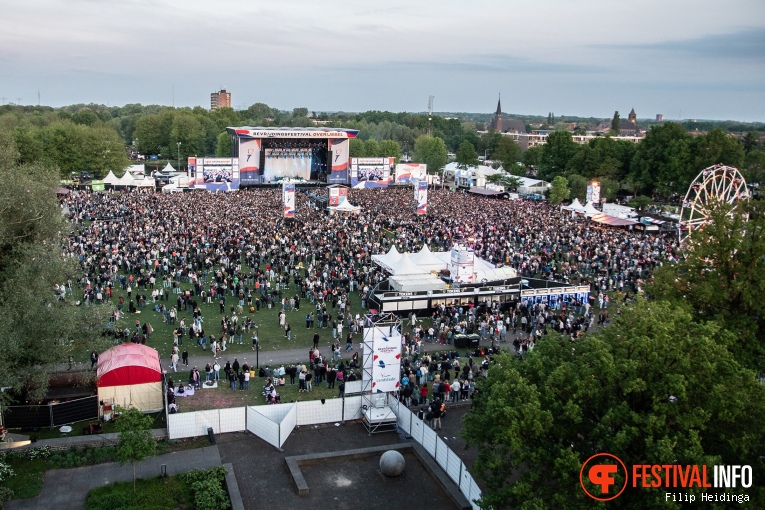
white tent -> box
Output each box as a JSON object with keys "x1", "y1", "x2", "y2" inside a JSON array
[
  {"x1": 409, "y1": 244, "x2": 446, "y2": 272},
  {"x1": 330, "y1": 200, "x2": 361, "y2": 215},
  {"x1": 388, "y1": 253, "x2": 427, "y2": 276},
  {"x1": 103, "y1": 171, "x2": 120, "y2": 186},
  {"x1": 162, "y1": 163, "x2": 177, "y2": 173},
  {"x1": 562, "y1": 197, "x2": 586, "y2": 212},
  {"x1": 372, "y1": 246, "x2": 402, "y2": 272},
  {"x1": 116, "y1": 172, "x2": 135, "y2": 187},
  {"x1": 389, "y1": 274, "x2": 447, "y2": 292},
  {"x1": 132, "y1": 173, "x2": 155, "y2": 187},
  {"x1": 583, "y1": 201, "x2": 601, "y2": 217},
  {"x1": 475, "y1": 266, "x2": 517, "y2": 282}
]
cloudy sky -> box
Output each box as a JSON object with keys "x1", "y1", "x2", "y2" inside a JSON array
[{"x1": 1, "y1": 0, "x2": 763, "y2": 121}]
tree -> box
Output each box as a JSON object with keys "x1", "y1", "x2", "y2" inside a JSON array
[
  {"x1": 523, "y1": 146, "x2": 543, "y2": 173},
  {"x1": 378, "y1": 139, "x2": 402, "y2": 162},
  {"x1": 292, "y1": 107, "x2": 309, "y2": 118},
  {"x1": 349, "y1": 138, "x2": 366, "y2": 158},
  {"x1": 114, "y1": 407, "x2": 158, "y2": 493},
  {"x1": 548, "y1": 175, "x2": 570, "y2": 203},
  {"x1": 493, "y1": 137, "x2": 523, "y2": 174},
  {"x1": 0, "y1": 130, "x2": 112, "y2": 403},
  {"x1": 215, "y1": 131, "x2": 232, "y2": 157},
  {"x1": 364, "y1": 139, "x2": 381, "y2": 158},
  {"x1": 629, "y1": 194, "x2": 654, "y2": 211},
  {"x1": 413, "y1": 135, "x2": 448, "y2": 174},
  {"x1": 743, "y1": 131, "x2": 759, "y2": 153},
  {"x1": 692, "y1": 128, "x2": 745, "y2": 171},
  {"x1": 743, "y1": 149, "x2": 765, "y2": 185},
  {"x1": 629, "y1": 122, "x2": 694, "y2": 195},
  {"x1": 648, "y1": 201, "x2": 765, "y2": 372},
  {"x1": 463, "y1": 298, "x2": 765, "y2": 509},
  {"x1": 486, "y1": 173, "x2": 522, "y2": 191},
  {"x1": 610, "y1": 111, "x2": 620, "y2": 135},
  {"x1": 456, "y1": 140, "x2": 479, "y2": 169},
  {"x1": 539, "y1": 131, "x2": 579, "y2": 180}
]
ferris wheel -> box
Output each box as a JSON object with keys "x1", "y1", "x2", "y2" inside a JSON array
[{"x1": 678, "y1": 164, "x2": 749, "y2": 246}]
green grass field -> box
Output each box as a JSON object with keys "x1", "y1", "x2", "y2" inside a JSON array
[{"x1": 77, "y1": 266, "x2": 395, "y2": 368}]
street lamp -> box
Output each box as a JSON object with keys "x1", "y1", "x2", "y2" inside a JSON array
[
  {"x1": 484, "y1": 149, "x2": 490, "y2": 164},
  {"x1": 176, "y1": 142, "x2": 182, "y2": 172}
]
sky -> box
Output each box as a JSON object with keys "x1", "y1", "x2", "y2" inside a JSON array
[{"x1": 1, "y1": 0, "x2": 764, "y2": 121}]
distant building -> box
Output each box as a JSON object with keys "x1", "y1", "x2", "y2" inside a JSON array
[
  {"x1": 619, "y1": 108, "x2": 641, "y2": 136},
  {"x1": 656, "y1": 114, "x2": 664, "y2": 122},
  {"x1": 210, "y1": 89, "x2": 231, "y2": 110},
  {"x1": 488, "y1": 95, "x2": 526, "y2": 134}
]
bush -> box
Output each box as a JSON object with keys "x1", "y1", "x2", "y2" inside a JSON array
[{"x1": 181, "y1": 466, "x2": 230, "y2": 510}]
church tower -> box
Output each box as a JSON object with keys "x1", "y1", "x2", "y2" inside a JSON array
[
  {"x1": 628, "y1": 108, "x2": 637, "y2": 124},
  {"x1": 490, "y1": 94, "x2": 503, "y2": 132}
]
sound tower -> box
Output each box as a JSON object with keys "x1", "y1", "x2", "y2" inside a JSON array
[{"x1": 259, "y1": 150, "x2": 266, "y2": 183}]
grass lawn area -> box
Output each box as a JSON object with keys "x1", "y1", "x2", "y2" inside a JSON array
[
  {"x1": 26, "y1": 412, "x2": 166, "y2": 440},
  {"x1": 84, "y1": 475, "x2": 192, "y2": 510},
  {"x1": 74, "y1": 263, "x2": 400, "y2": 368},
  {"x1": 171, "y1": 368, "x2": 348, "y2": 413}
]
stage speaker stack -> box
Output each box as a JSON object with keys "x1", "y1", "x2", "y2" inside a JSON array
[
  {"x1": 259, "y1": 150, "x2": 266, "y2": 180},
  {"x1": 327, "y1": 151, "x2": 333, "y2": 173}
]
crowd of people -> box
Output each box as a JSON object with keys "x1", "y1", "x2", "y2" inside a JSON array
[{"x1": 61, "y1": 186, "x2": 677, "y2": 413}]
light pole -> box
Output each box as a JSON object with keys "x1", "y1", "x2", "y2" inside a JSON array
[
  {"x1": 484, "y1": 149, "x2": 490, "y2": 164},
  {"x1": 176, "y1": 142, "x2": 182, "y2": 172}
]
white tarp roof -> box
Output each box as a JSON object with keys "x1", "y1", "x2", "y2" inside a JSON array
[
  {"x1": 562, "y1": 197, "x2": 585, "y2": 212},
  {"x1": 388, "y1": 253, "x2": 428, "y2": 276},
  {"x1": 389, "y1": 274, "x2": 447, "y2": 292},
  {"x1": 409, "y1": 244, "x2": 445, "y2": 270},
  {"x1": 583, "y1": 201, "x2": 601, "y2": 217},
  {"x1": 162, "y1": 163, "x2": 176, "y2": 173},
  {"x1": 103, "y1": 171, "x2": 120, "y2": 185},
  {"x1": 372, "y1": 246, "x2": 402, "y2": 272},
  {"x1": 334, "y1": 200, "x2": 360, "y2": 212},
  {"x1": 476, "y1": 266, "x2": 517, "y2": 282},
  {"x1": 432, "y1": 251, "x2": 497, "y2": 272},
  {"x1": 117, "y1": 172, "x2": 135, "y2": 186}
]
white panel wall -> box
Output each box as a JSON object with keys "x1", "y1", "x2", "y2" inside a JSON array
[
  {"x1": 219, "y1": 407, "x2": 246, "y2": 433},
  {"x1": 296, "y1": 399, "x2": 342, "y2": 426},
  {"x1": 247, "y1": 406, "x2": 280, "y2": 448},
  {"x1": 343, "y1": 396, "x2": 363, "y2": 421},
  {"x1": 435, "y1": 436, "x2": 449, "y2": 467},
  {"x1": 344, "y1": 380, "x2": 362, "y2": 395},
  {"x1": 168, "y1": 412, "x2": 197, "y2": 439},
  {"x1": 194, "y1": 410, "x2": 220, "y2": 435},
  {"x1": 279, "y1": 405, "x2": 297, "y2": 447},
  {"x1": 446, "y1": 449, "x2": 462, "y2": 485}
]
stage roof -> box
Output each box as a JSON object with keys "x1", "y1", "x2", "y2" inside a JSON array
[
  {"x1": 227, "y1": 127, "x2": 359, "y2": 139},
  {"x1": 469, "y1": 188, "x2": 508, "y2": 197}
]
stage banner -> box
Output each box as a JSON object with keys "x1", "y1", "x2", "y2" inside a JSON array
[
  {"x1": 586, "y1": 182, "x2": 601, "y2": 204},
  {"x1": 328, "y1": 186, "x2": 348, "y2": 206},
  {"x1": 239, "y1": 138, "x2": 262, "y2": 185},
  {"x1": 350, "y1": 157, "x2": 394, "y2": 188},
  {"x1": 369, "y1": 327, "x2": 402, "y2": 393},
  {"x1": 328, "y1": 138, "x2": 349, "y2": 184},
  {"x1": 416, "y1": 180, "x2": 428, "y2": 215},
  {"x1": 395, "y1": 163, "x2": 427, "y2": 184},
  {"x1": 283, "y1": 183, "x2": 295, "y2": 218},
  {"x1": 192, "y1": 158, "x2": 239, "y2": 191}
]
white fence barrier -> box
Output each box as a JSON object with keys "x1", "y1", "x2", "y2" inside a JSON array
[
  {"x1": 389, "y1": 399, "x2": 482, "y2": 510},
  {"x1": 168, "y1": 406, "x2": 247, "y2": 440}
]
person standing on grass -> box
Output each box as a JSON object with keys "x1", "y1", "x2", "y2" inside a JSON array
[
  {"x1": 229, "y1": 369, "x2": 237, "y2": 390},
  {"x1": 182, "y1": 348, "x2": 188, "y2": 367},
  {"x1": 345, "y1": 332, "x2": 353, "y2": 352},
  {"x1": 170, "y1": 351, "x2": 179, "y2": 372},
  {"x1": 213, "y1": 361, "x2": 220, "y2": 381},
  {"x1": 243, "y1": 369, "x2": 250, "y2": 390},
  {"x1": 285, "y1": 322, "x2": 291, "y2": 340},
  {"x1": 238, "y1": 370, "x2": 245, "y2": 390}
]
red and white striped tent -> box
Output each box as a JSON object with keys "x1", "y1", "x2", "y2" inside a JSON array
[{"x1": 97, "y1": 343, "x2": 163, "y2": 412}]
